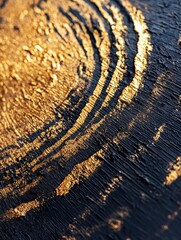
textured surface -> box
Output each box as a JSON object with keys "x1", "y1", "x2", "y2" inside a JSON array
[{"x1": 0, "y1": 0, "x2": 181, "y2": 239}]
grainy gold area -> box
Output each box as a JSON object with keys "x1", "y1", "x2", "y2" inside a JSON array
[
  {"x1": 55, "y1": 153, "x2": 102, "y2": 196},
  {"x1": 0, "y1": 0, "x2": 153, "y2": 220},
  {"x1": 0, "y1": 0, "x2": 93, "y2": 147},
  {"x1": 3, "y1": 199, "x2": 40, "y2": 219},
  {"x1": 2, "y1": 152, "x2": 102, "y2": 220},
  {"x1": 164, "y1": 157, "x2": 181, "y2": 185}
]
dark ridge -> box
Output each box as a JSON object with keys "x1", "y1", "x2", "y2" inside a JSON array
[
  {"x1": 85, "y1": 0, "x2": 139, "y2": 127},
  {"x1": 58, "y1": 7, "x2": 88, "y2": 58},
  {"x1": 0, "y1": 0, "x2": 8, "y2": 9},
  {"x1": 53, "y1": 0, "x2": 119, "y2": 144}
]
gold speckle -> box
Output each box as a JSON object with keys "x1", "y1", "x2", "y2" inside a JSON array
[
  {"x1": 100, "y1": 175, "x2": 123, "y2": 201},
  {"x1": 153, "y1": 123, "x2": 166, "y2": 142},
  {"x1": 108, "y1": 208, "x2": 129, "y2": 232},
  {"x1": 164, "y1": 156, "x2": 181, "y2": 185},
  {"x1": 3, "y1": 200, "x2": 40, "y2": 219}
]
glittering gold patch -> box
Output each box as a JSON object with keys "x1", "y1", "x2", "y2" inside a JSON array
[
  {"x1": 164, "y1": 157, "x2": 181, "y2": 185},
  {"x1": 0, "y1": 0, "x2": 153, "y2": 220}
]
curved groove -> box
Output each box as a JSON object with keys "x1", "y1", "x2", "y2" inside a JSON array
[
  {"x1": 58, "y1": 7, "x2": 88, "y2": 58},
  {"x1": 84, "y1": 0, "x2": 138, "y2": 127},
  {"x1": 0, "y1": 1, "x2": 103, "y2": 191},
  {"x1": 1, "y1": 0, "x2": 151, "y2": 191},
  {"x1": 0, "y1": 0, "x2": 110, "y2": 183},
  {"x1": 0, "y1": 0, "x2": 153, "y2": 220},
  {"x1": 32, "y1": 0, "x2": 152, "y2": 186},
  {"x1": 26, "y1": 0, "x2": 141, "y2": 170},
  {"x1": 24, "y1": 1, "x2": 122, "y2": 173}
]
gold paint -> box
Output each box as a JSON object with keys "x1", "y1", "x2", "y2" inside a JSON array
[
  {"x1": 61, "y1": 237, "x2": 76, "y2": 240},
  {"x1": 100, "y1": 175, "x2": 123, "y2": 201},
  {"x1": 153, "y1": 123, "x2": 166, "y2": 142},
  {"x1": 128, "y1": 123, "x2": 166, "y2": 162},
  {"x1": 129, "y1": 144, "x2": 147, "y2": 162},
  {"x1": 27, "y1": 0, "x2": 152, "y2": 172},
  {"x1": 152, "y1": 72, "x2": 172, "y2": 98},
  {"x1": 164, "y1": 156, "x2": 181, "y2": 185},
  {"x1": 6, "y1": 0, "x2": 127, "y2": 176},
  {"x1": 2, "y1": 151, "x2": 102, "y2": 220},
  {"x1": 3, "y1": 199, "x2": 40, "y2": 219},
  {"x1": 61, "y1": 207, "x2": 129, "y2": 238},
  {"x1": 108, "y1": 218, "x2": 123, "y2": 231},
  {"x1": 0, "y1": 0, "x2": 153, "y2": 220},
  {"x1": 107, "y1": 208, "x2": 129, "y2": 232},
  {"x1": 0, "y1": 0, "x2": 97, "y2": 197},
  {"x1": 37, "y1": 0, "x2": 113, "y2": 156},
  {"x1": 0, "y1": 0, "x2": 79, "y2": 147},
  {"x1": 91, "y1": 0, "x2": 127, "y2": 108},
  {"x1": 0, "y1": 0, "x2": 94, "y2": 167},
  {"x1": 0, "y1": 176, "x2": 42, "y2": 199},
  {"x1": 119, "y1": 0, "x2": 152, "y2": 104},
  {"x1": 56, "y1": 154, "x2": 102, "y2": 196},
  {"x1": 58, "y1": 0, "x2": 153, "y2": 161}
]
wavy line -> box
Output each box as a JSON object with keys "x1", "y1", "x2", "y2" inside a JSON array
[
  {"x1": 1, "y1": 0, "x2": 113, "y2": 187},
  {"x1": 20, "y1": 0, "x2": 125, "y2": 173},
  {"x1": 29, "y1": 0, "x2": 152, "y2": 170},
  {"x1": 1, "y1": 1, "x2": 100, "y2": 192},
  {"x1": 0, "y1": 0, "x2": 153, "y2": 218}
]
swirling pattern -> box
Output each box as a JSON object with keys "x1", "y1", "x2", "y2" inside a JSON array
[{"x1": 0, "y1": 0, "x2": 181, "y2": 239}]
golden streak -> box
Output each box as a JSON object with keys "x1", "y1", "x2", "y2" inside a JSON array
[
  {"x1": 39, "y1": 0, "x2": 112, "y2": 151},
  {"x1": 12, "y1": 0, "x2": 126, "y2": 176},
  {"x1": 56, "y1": 154, "x2": 102, "y2": 196},
  {"x1": 3, "y1": 199, "x2": 40, "y2": 219},
  {"x1": 3, "y1": 0, "x2": 109, "y2": 170},
  {"x1": 119, "y1": 0, "x2": 152, "y2": 104},
  {"x1": 0, "y1": 0, "x2": 94, "y2": 166},
  {"x1": 0, "y1": 176, "x2": 42, "y2": 200},
  {"x1": 0, "y1": 0, "x2": 96, "y2": 196},
  {"x1": 153, "y1": 123, "x2": 166, "y2": 142},
  {"x1": 90, "y1": 1, "x2": 127, "y2": 108},
  {"x1": 23, "y1": 0, "x2": 153, "y2": 183},
  {"x1": 28, "y1": 0, "x2": 128, "y2": 171},
  {"x1": 2, "y1": 151, "x2": 102, "y2": 220},
  {"x1": 164, "y1": 156, "x2": 181, "y2": 185},
  {"x1": 1, "y1": 0, "x2": 153, "y2": 219}
]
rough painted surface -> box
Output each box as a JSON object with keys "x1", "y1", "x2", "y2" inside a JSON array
[{"x1": 0, "y1": 0, "x2": 181, "y2": 239}]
